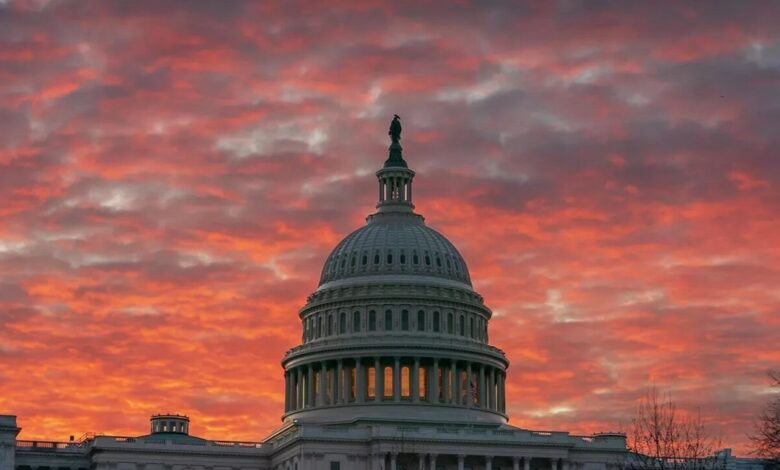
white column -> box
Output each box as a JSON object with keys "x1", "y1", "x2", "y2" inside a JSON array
[
  {"x1": 337, "y1": 360, "x2": 343, "y2": 404},
  {"x1": 562, "y1": 460, "x2": 570, "y2": 470},
  {"x1": 479, "y1": 364, "x2": 486, "y2": 407},
  {"x1": 375, "y1": 357, "x2": 383, "y2": 402},
  {"x1": 356, "y1": 359, "x2": 364, "y2": 403},
  {"x1": 319, "y1": 361, "x2": 327, "y2": 405},
  {"x1": 524, "y1": 457, "x2": 531, "y2": 470},
  {"x1": 551, "y1": 458, "x2": 558, "y2": 470},
  {"x1": 390, "y1": 452, "x2": 398, "y2": 470},
  {"x1": 513, "y1": 457, "x2": 520, "y2": 470},
  {"x1": 307, "y1": 365, "x2": 314, "y2": 407},
  {"x1": 486, "y1": 456, "x2": 493, "y2": 470},
  {"x1": 418, "y1": 454, "x2": 425, "y2": 470},
  {"x1": 430, "y1": 454, "x2": 437, "y2": 470},
  {"x1": 412, "y1": 357, "x2": 420, "y2": 402},
  {"x1": 466, "y1": 362, "x2": 472, "y2": 408},
  {"x1": 431, "y1": 358, "x2": 439, "y2": 403},
  {"x1": 458, "y1": 454, "x2": 466, "y2": 470},
  {"x1": 393, "y1": 357, "x2": 401, "y2": 402}
]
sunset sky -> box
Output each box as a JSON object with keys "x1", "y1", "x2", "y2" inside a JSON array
[{"x1": 1, "y1": 0, "x2": 779, "y2": 454}]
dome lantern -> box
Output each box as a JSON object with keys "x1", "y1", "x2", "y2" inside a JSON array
[{"x1": 377, "y1": 114, "x2": 415, "y2": 214}]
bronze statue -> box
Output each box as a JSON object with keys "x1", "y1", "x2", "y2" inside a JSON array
[{"x1": 389, "y1": 114, "x2": 402, "y2": 143}]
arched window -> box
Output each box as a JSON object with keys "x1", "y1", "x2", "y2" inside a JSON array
[
  {"x1": 401, "y1": 366, "x2": 410, "y2": 397},
  {"x1": 459, "y1": 315, "x2": 465, "y2": 336},
  {"x1": 384, "y1": 366, "x2": 393, "y2": 398},
  {"x1": 400, "y1": 251, "x2": 406, "y2": 264},
  {"x1": 387, "y1": 251, "x2": 393, "y2": 264},
  {"x1": 425, "y1": 254, "x2": 431, "y2": 266},
  {"x1": 417, "y1": 310, "x2": 425, "y2": 331},
  {"x1": 385, "y1": 310, "x2": 393, "y2": 331},
  {"x1": 369, "y1": 310, "x2": 376, "y2": 331},
  {"x1": 447, "y1": 313, "x2": 454, "y2": 334},
  {"x1": 374, "y1": 252, "x2": 380, "y2": 264},
  {"x1": 401, "y1": 310, "x2": 409, "y2": 330},
  {"x1": 367, "y1": 367, "x2": 376, "y2": 398},
  {"x1": 317, "y1": 316, "x2": 323, "y2": 338},
  {"x1": 328, "y1": 315, "x2": 334, "y2": 336},
  {"x1": 413, "y1": 252, "x2": 419, "y2": 264},
  {"x1": 340, "y1": 312, "x2": 347, "y2": 334},
  {"x1": 433, "y1": 311, "x2": 440, "y2": 332},
  {"x1": 353, "y1": 311, "x2": 361, "y2": 333},
  {"x1": 470, "y1": 316, "x2": 475, "y2": 338},
  {"x1": 436, "y1": 256, "x2": 442, "y2": 267}
]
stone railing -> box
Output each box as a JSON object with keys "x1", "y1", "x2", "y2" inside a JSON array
[
  {"x1": 285, "y1": 333, "x2": 506, "y2": 357},
  {"x1": 15, "y1": 440, "x2": 87, "y2": 452}
]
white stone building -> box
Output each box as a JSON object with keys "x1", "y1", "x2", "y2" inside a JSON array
[{"x1": 1, "y1": 120, "x2": 628, "y2": 470}]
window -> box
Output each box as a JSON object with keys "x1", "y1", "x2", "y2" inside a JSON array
[
  {"x1": 417, "y1": 310, "x2": 425, "y2": 331},
  {"x1": 387, "y1": 251, "x2": 393, "y2": 264},
  {"x1": 459, "y1": 315, "x2": 465, "y2": 336},
  {"x1": 470, "y1": 316, "x2": 475, "y2": 338},
  {"x1": 400, "y1": 251, "x2": 406, "y2": 264},
  {"x1": 374, "y1": 252, "x2": 380, "y2": 264},
  {"x1": 447, "y1": 313, "x2": 454, "y2": 334},
  {"x1": 413, "y1": 252, "x2": 419, "y2": 264},
  {"x1": 401, "y1": 366, "x2": 410, "y2": 397},
  {"x1": 340, "y1": 312, "x2": 346, "y2": 334},
  {"x1": 384, "y1": 366, "x2": 393, "y2": 398},
  {"x1": 368, "y1": 367, "x2": 376, "y2": 398},
  {"x1": 385, "y1": 310, "x2": 393, "y2": 331},
  {"x1": 317, "y1": 316, "x2": 323, "y2": 338},
  {"x1": 314, "y1": 371, "x2": 320, "y2": 405},
  {"x1": 350, "y1": 368, "x2": 356, "y2": 400},
  {"x1": 436, "y1": 256, "x2": 442, "y2": 267},
  {"x1": 369, "y1": 310, "x2": 376, "y2": 331},
  {"x1": 331, "y1": 463, "x2": 341, "y2": 470},
  {"x1": 401, "y1": 310, "x2": 409, "y2": 330},
  {"x1": 328, "y1": 314, "x2": 334, "y2": 336},
  {"x1": 433, "y1": 311, "x2": 440, "y2": 332},
  {"x1": 362, "y1": 254, "x2": 367, "y2": 265},
  {"x1": 353, "y1": 311, "x2": 361, "y2": 333},
  {"x1": 425, "y1": 254, "x2": 431, "y2": 266},
  {"x1": 419, "y1": 367, "x2": 427, "y2": 399}
]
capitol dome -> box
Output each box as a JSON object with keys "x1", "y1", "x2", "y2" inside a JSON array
[
  {"x1": 318, "y1": 213, "x2": 472, "y2": 288},
  {"x1": 281, "y1": 118, "x2": 508, "y2": 425}
]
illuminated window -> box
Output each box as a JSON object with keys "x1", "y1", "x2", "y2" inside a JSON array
[
  {"x1": 401, "y1": 366, "x2": 410, "y2": 397},
  {"x1": 314, "y1": 371, "x2": 320, "y2": 405},
  {"x1": 384, "y1": 366, "x2": 393, "y2": 398},
  {"x1": 350, "y1": 368, "x2": 356, "y2": 400},
  {"x1": 419, "y1": 367, "x2": 427, "y2": 399},
  {"x1": 326, "y1": 368, "x2": 333, "y2": 403},
  {"x1": 367, "y1": 367, "x2": 376, "y2": 398}
]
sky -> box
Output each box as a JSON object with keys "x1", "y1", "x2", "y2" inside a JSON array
[{"x1": 1, "y1": 0, "x2": 779, "y2": 454}]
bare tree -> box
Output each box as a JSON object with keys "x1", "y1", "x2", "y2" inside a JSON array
[
  {"x1": 627, "y1": 387, "x2": 723, "y2": 470},
  {"x1": 751, "y1": 371, "x2": 780, "y2": 468}
]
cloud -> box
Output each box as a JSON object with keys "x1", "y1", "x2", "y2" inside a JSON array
[{"x1": 0, "y1": 0, "x2": 779, "y2": 453}]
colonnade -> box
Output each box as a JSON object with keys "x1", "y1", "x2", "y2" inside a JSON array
[{"x1": 284, "y1": 357, "x2": 506, "y2": 414}]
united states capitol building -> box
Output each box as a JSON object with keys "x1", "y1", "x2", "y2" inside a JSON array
[{"x1": 0, "y1": 118, "x2": 628, "y2": 470}]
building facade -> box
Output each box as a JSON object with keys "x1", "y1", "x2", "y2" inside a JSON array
[{"x1": 2, "y1": 120, "x2": 629, "y2": 470}]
